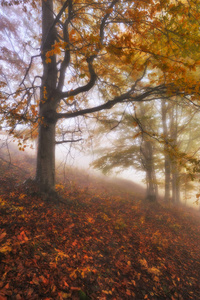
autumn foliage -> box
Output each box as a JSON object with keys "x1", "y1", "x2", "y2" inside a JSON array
[
  {"x1": 1, "y1": 0, "x2": 200, "y2": 192},
  {"x1": 0, "y1": 149, "x2": 200, "y2": 300}
]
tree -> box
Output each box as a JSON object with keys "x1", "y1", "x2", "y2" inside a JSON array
[
  {"x1": 139, "y1": 104, "x2": 158, "y2": 202},
  {"x1": 1, "y1": 0, "x2": 200, "y2": 195},
  {"x1": 91, "y1": 102, "x2": 160, "y2": 202},
  {"x1": 158, "y1": 95, "x2": 200, "y2": 205},
  {"x1": 161, "y1": 100, "x2": 171, "y2": 203},
  {"x1": 169, "y1": 101, "x2": 181, "y2": 204},
  {"x1": 91, "y1": 96, "x2": 200, "y2": 205}
]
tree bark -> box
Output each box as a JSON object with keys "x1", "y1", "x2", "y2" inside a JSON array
[
  {"x1": 35, "y1": 0, "x2": 58, "y2": 193},
  {"x1": 141, "y1": 139, "x2": 157, "y2": 202},
  {"x1": 36, "y1": 121, "x2": 56, "y2": 192},
  {"x1": 172, "y1": 170, "x2": 180, "y2": 204}
]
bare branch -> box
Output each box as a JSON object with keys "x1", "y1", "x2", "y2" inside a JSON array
[
  {"x1": 55, "y1": 138, "x2": 82, "y2": 144},
  {"x1": 59, "y1": 55, "x2": 97, "y2": 99},
  {"x1": 19, "y1": 55, "x2": 41, "y2": 87},
  {"x1": 56, "y1": 84, "x2": 168, "y2": 120}
]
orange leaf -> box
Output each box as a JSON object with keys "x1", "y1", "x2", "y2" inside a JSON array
[
  {"x1": 45, "y1": 58, "x2": 51, "y2": 64},
  {"x1": 63, "y1": 280, "x2": 69, "y2": 287},
  {"x1": 39, "y1": 275, "x2": 49, "y2": 285},
  {"x1": 70, "y1": 287, "x2": 81, "y2": 291},
  {"x1": 72, "y1": 240, "x2": 77, "y2": 246},
  {"x1": 126, "y1": 289, "x2": 131, "y2": 296},
  {"x1": 87, "y1": 217, "x2": 95, "y2": 223},
  {"x1": 0, "y1": 231, "x2": 7, "y2": 241},
  {"x1": 17, "y1": 231, "x2": 28, "y2": 242},
  {"x1": 102, "y1": 290, "x2": 112, "y2": 295}
]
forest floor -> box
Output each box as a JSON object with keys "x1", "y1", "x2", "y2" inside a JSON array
[{"x1": 0, "y1": 147, "x2": 200, "y2": 300}]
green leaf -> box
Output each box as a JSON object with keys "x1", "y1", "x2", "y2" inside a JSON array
[{"x1": 79, "y1": 290, "x2": 90, "y2": 300}]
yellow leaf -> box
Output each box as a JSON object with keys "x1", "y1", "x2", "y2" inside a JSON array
[
  {"x1": 19, "y1": 194, "x2": 26, "y2": 200},
  {"x1": 59, "y1": 292, "x2": 72, "y2": 299},
  {"x1": 148, "y1": 266, "x2": 161, "y2": 276},
  {"x1": 0, "y1": 244, "x2": 12, "y2": 253},
  {"x1": 139, "y1": 258, "x2": 148, "y2": 268},
  {"x1": 102, "y1": 290, "x2": 112, "y2": 295},
  {"x1": 153, "y1": 276, "x2": 160, "y2": 282}
]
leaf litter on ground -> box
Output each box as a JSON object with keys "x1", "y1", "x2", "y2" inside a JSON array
[{"x1": 0, "y1": 150, "x2": 200, "y2": 300}]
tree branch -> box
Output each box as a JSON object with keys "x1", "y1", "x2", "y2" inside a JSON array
[
  {"x1": 100, "y1": 0, "x2": 119, "y2": 45},
  {"x1": 57, "y1": 0, "x2": 118, "y2": 99},
  {"x1": 56, "y1": 84, "x2": 168, "y2": 120},
  {"x1": 58, "y1": 55, "x2": 97, "y2": 99},
  {"x1": 55, "y1": 138, "x2": 82, "y2": 144},
  {"x1": 19, "y1": 55, "x2": 41, "y2": 87},
  {"x1": 57, "y1": 0, "x2": 72, "y2": 92}
]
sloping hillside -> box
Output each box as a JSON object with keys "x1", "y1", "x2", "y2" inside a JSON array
[{"x1": 0, "y1": 147, "x2": 200, "y2": 300}]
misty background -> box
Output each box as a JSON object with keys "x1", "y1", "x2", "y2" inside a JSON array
[{"x1": 0, "y1": 131, "x2": 199, "y2": 211}]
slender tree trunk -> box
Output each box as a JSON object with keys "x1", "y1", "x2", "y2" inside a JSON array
[
  {"x1": 170, "y1": 102, "x2": 180, "y2": 204},
  {"x1": 172, "y1": 169, "x2": 180, "y2": 204},
  {"x1": 164, "y1": 156, "x2": 171, "y2": 201},
  {"x1": 141, "y1": 139, "x2": 157, "y2": 202},
  {"x1": 161, "y1": 100, "x2": 171, "y2": 203},
  {"x1": 153, "y1": 167, "x2": 159, "y2": 199},
  {"x1": 146, "y1": 170, "x2": 157, "y2": 201}
]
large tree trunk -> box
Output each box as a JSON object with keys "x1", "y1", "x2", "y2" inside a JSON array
[
  {"x1": 36, "y1": 121, "x2": 56, "y2": 193},
  {"x1": 35, "y1": 0, "x2": 58, "y2": 193}
]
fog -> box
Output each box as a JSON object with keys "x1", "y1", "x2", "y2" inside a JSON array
[
  {"x1": 0, "y1": 133, "x2": 199, "y2": 211},
  {"x1": 0, "y1": 132, "x2": 143, "y2": 184},
  {"x1": 56, "y1": 142, "x2": 145, "y2": 184}
]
